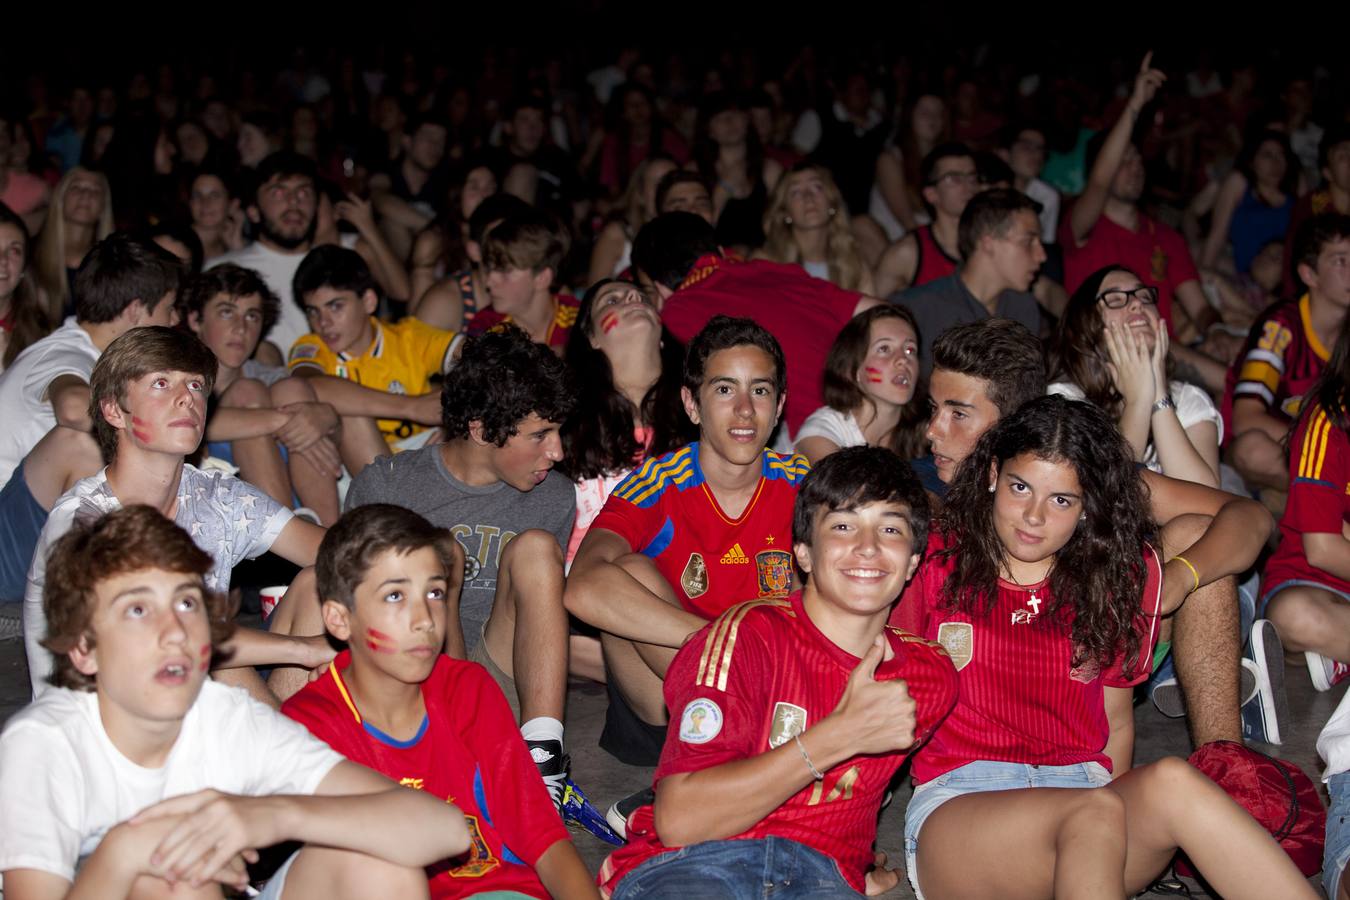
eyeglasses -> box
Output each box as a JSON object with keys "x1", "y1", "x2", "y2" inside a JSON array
[
  {"x1": 928, "y1": 171, "x2": 979, "y2": 187},
  {"x1": 1095, "y1": 285, "x2": 1159, "y2": 309}
]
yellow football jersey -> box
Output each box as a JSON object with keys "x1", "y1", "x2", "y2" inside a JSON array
[{"x1": 288, "y1": 317, "x2": 460, "y2": 442}]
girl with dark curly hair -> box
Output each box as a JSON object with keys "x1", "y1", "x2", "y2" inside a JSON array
[{"x1": 894, "y1": 395, "x2": 1316, "y2": 900}]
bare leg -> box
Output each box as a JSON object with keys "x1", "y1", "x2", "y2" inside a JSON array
[
  {"x1": 1161, "y1": 513, "x2": 1242, "y2": 745},
  {"x1": 280, "y1": 844, "x2": 429, "y2": 900},
  {"x1": 600, "y1": 552, "x2": 684, "y2": 726},
  {"x1": 481, "y1": 529, "x2": 568, "y2": 724},
  {"x1": 335, "y1": 415, "x2": 389, "y2": 477},
  {"x1": 1229, "y1": 430, "x2": 1290, "y2": 518},
  {"x1": 915, "y1": 786, "x2": 1128, "y2": 900},
  {"x1": 1112, "y1": 757, "x2": 1316, "y2": 898},
  {"x1": 264, "y1": 568, "x2": 326, "y2": 702},
  {"x1": 1267, "y1": 585, "x2": 1350, "y2": 660},
  {"x1": 210, "y1": 666, "x2": 280, "y2": 710},
  {"x1": 569, "y1": 633, "x2": 605, "y2": 683},
  {"x1": 22, "y1": 426, "x2": 103, "y2": 510},
  {"x1": 129, "y1": 875, "x2": 226, "y2": 898},
  {"x1": 267, "y1": 378, "x2": 341, "y2": 523},
  {"x1": 219, "y1": 378, "x2": 292, "y2": 509}
]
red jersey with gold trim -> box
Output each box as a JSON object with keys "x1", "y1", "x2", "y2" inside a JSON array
[
  {"x1": 1265, "y1": 406, "x2": 1350, "y2": 595},
  {"x1": 598, "y1": 592, "x2": 958, "y2": 896},
  {"x1": 281, "y1": 652, "x2": 568, "y2": 899},
  {"x1": 466, "y1": 292, "x2": 580, "y2": 349},
  {"x1": 590, "y1": 442, "x2": 809, "y2": 620},
  {"x1": 892, "y1": 534, "x2": 1163, "y2": 783},
  {"x1": 1222, "y1": 295, "x2": 1331, "y2": 439}
]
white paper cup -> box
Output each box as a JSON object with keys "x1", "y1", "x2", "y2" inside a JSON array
[{"x1": 259, "y1": 585, "x2": 288, "y2": 620}]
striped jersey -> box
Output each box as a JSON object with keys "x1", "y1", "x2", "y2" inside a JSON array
[
  {"x1": 590, "y1": 443, "x2": 809, "y2": 619},
  {"x1": 1222, "y1": 295, "x2": 1331, "y2": 438},
  {"x1": 598, "y1": 592, "x2": 958, "y2": 896},
  {"x1": 1265, "y1": 405, "x2": 1350, "y2": 595},
  {"x1": 892, "y1": 533, "x2": 1163, "y2": 783},
  {"x1": 282, "y1": 651, "x2": 567, "y2": 899}
]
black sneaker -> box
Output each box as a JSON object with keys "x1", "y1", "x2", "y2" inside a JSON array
[
  {"x1": 605, "y1": 787, "x2": 655, "y2": 841},
  {"x1": 526, "y1": 739, "x2": 567, "y2": 810}
]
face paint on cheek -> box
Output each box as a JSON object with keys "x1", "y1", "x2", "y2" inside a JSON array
[
  {"x1": 199, "y1": 643, "x2": 211, "y2": 671},
  {"x1": 365, "y1": 627, "x2": 396, "y2": 654},
  {"x1": 599, "y1": 310, "x2": 620, "y2": 334},
  {"x1": 863, "y1": 366, "x2": 884, "y2": 384},
  {"x1": 130, "y1": 416, "x2": 153, "y2": 442}
]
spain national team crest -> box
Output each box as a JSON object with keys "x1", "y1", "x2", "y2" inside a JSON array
[
  {"x1": 681, "y1": 552, "x2": 709, "y2": 599},
  {"x1": 755, "y1": 550, "x2": 792, "y2": 597},
  {"x1": 936, "y1": 622, "x2": 973, "y2": 671},
  {"x1": 767, "y1": 701, "x2": 809, "y2": 749}
]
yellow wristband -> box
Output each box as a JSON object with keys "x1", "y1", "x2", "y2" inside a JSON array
[{"x1": 1172, "y1": 555, "x2": 1200, "y2": 594}]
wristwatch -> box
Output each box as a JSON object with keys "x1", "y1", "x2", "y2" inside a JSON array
[{"x1": 1152, "y1": 396, "x2": 1176, "y2": 414}]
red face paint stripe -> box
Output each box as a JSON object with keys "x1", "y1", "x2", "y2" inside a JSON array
[{"x1": 600, "y1": 312, "x2": 620, "y2": 334}]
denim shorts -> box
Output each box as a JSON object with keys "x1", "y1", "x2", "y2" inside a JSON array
[
  {"x1": 1260, "y1": 579, "x2": 1350, "y2": 617},
  {"x1": 0, "y1": 457, "x2": 49, "y2": 602},
  {"x1": 1326, "y1": 771, "x2": 1350, "y2": 900},
  {"x1": 903, "y1": 760, "x2": 1112, "y2": 900},
  {"x1": 611, "y1": 835, "x2": 863, "y2": 899}
]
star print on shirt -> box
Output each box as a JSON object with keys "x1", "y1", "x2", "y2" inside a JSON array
[
  {"x1": 235, "y1": 513, "x2": 253, "y2": 534},
  {"x1": 239, "y1": 494, "x2": 257, "y2": 509}
]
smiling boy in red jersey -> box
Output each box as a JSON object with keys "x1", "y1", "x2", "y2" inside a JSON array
[{"x1": 598, "y1": 447, "x2": 957, "y2": 899}]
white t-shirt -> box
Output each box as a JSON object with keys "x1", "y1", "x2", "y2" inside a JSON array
[
  {"x1": 0, "y1": 681, "x2": 343, "y2": 882},
  {"x1": 0, "y1": 318, "x2": 100, "y2": 489},
  {"x1": 23, "y1": 464, "x2": 293, "y2": 695},
  {"x1": 1318, "y1": 687, "x2": 1350, "y2": 780},
  {"x1": 209, "y1": 242, "x2": 310, "y2": 359},
  {"x1": 795, "y1": 406, "x2": 867, "y2": 452},
  {"x1": 1025, "y1": 178, "x2": 1061, "y2": 245},
  {"x1": 1047, "y1": 380, "x2": 1223, "y2": 474}
]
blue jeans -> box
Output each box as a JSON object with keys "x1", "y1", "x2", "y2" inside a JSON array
[
  {"x1": 1326, "y1": 772, "x2": 1350, "y2": 899},
  {"x1": 611, "y1": 836, "x2": 863, "y2": 899},
  {"x1": 904, "y1": 760, "x2": 1112, "y2": 900}
]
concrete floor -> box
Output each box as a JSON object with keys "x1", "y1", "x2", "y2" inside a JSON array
[{"x1": 0, "y1": 615, "x2": 1339, "y2": 898}]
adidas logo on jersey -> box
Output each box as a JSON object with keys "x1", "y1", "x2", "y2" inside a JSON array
[{"x1": 720, "y1": 543, "x2": 750, "y2": 564}]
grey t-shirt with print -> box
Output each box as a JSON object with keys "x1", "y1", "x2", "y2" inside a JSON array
[{"x1": 344, "y1": 445, "x2": 575, "y2": 650}]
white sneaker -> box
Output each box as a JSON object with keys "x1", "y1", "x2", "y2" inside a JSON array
[{"x1": 1306, "y1": 650, "x2": 1350, "y2": 692}]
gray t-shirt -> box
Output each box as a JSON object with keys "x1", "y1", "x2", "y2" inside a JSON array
[
  {"x1": 344, "y1": 445, "x2": 575, "y2": 649},
  {"x1": 893, "y1": 270, "x2": 1042, "y2": 376}
]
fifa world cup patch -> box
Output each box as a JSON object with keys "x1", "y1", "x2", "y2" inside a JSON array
[
  {"x1": 679, "y1": 698, "x2": 723, "y2": 744},
  {"x1": 681, "y1": 552, "x2": 709, "y2": 599},
  {"x1": 936, "y1": 622, "x2": 973, "y2": 671},
  {"x1": 755, "y1": 550, "x2": 792, "y2": 597},
  {"x1": 767, "y1": 701, "x2": 808, "y2": 749}
]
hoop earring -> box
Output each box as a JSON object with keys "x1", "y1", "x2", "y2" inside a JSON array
[{"x1": 827, "y1": 207, "x2": 837, "y2": 217}]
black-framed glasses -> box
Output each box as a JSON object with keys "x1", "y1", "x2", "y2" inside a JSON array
[{"x1": 1096, "y1": 285, "x2": 1159, "y2": 309}]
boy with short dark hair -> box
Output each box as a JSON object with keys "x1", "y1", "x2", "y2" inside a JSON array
[
  {"x1": 0, "y1": 505, "x2": 470, "y2": 900},
  {"x1": 566, "y1": 316, "x2": 810, "y2": 777},
  {"x1": 282, "y1": 503, "x2": 601, "y2": 899},
  {"x1": 598, "y1": 447, "x2": 958, "y2": 898},
  {"x1": 289, "y1": 244, "x2": 460, "y2": 448},
  {"x1": 471, "y1": 207, "x2": 580, "y2": 350}
]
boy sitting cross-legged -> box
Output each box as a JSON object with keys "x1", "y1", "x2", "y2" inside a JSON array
[
  {"x1": 0, "y1": 505, "x2": 470, "y2": 900},
  {"x1": 281, "y1": 503, "x2": 599, "y2": 899}
]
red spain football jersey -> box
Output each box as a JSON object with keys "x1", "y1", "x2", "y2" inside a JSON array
[
  {"x1": 467, "y1": 292, "x2": 580, "y2": 349},
  {"x1": 892, "y1": 534, "x2": 1163, "y2": 783},
  {"x1": 1265, "y1": 406, "x2": 1350, "y2": 595},
  {"x1": 281, "y1": 652, "x2": 569, "y2": 899},
  {"x1": 590, "y1": 442, "x2": 808, "y2": 620},
  {"x1": 1221, "y1": 295, "x2": 1331, "y2": 440},
  {"x1": 598, "y1": 592, "x2": 959, "y2": 896}
]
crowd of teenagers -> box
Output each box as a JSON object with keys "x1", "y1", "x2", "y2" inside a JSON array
[{"x1": 0, "y1": 38, "x2": 1349, "y2": 900}]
